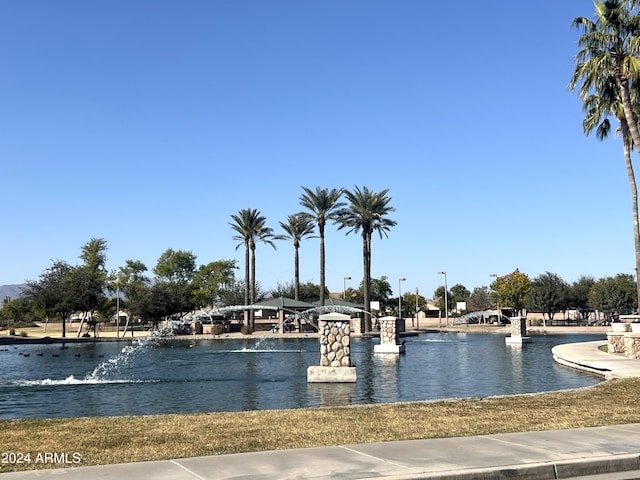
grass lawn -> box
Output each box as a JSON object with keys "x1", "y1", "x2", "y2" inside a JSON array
[{"x1": 1, "y1": 377, "x2": 640, "y2": 473}]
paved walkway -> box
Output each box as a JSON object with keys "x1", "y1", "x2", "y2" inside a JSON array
[
  {"x1": 3, "y1": 424, "x2": 640, "y2": 479},
  {"x1": 4, "y1": 337, "x2": 640, "y2": 480},
  {"x1": 552, "y1": 339, "x2": 640, "y2": 379}
]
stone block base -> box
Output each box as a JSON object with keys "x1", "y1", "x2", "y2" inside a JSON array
[
  {"x1": 374, "y1": 343, "x2": 405, "y2": 354},
  {"x1": 505, "y1": 336, "x2": 531, "y2": 345},
  {"x1": 307, "y1": 366, "x2": 357, "y2": 383}
]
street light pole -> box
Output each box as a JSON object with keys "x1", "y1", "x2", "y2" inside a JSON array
[
  {"x1": 490, "y1": 273, "x2": 499, "y2": 324},
  {"x1": 116, "y1": 277, "x2": 120, "y2": 339},
  {"x1": 437, "y1": 271, "x2": 448, "y2": 327},
  {"x1": 398, "y1": 277, "x2": 406, "y2": 319},
  {"x1": 415, "y1": 287, "x2": 419, "y2": 330},
  {"x1": 343, "y1": 276, "x2": 351, "y2": 300}
]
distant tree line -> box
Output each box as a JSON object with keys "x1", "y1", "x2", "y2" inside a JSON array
[{"x1": 429, "y1": 269, "x2": 637, "y2": 323}]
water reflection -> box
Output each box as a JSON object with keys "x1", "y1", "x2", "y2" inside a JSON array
[{"x1": 307, "y1": 383, "x2": 356, "y2": 407}]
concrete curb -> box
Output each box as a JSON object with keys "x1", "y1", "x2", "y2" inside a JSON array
[{"x1": 359, "y1": 453, "x2": 640, "y2": 480}]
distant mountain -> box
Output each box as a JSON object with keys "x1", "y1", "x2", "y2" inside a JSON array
[{"x1": 0, "y1": 284, "x2": 27, "y2": 301}]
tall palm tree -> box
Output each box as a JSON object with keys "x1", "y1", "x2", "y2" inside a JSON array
[
  {"x1": 279, "y1": 213, "x2": 316, "y2": 300},
  {"x1": 572, "y1": 1, "x2": 640, "y2": 305},
  {"x1": 336, "y1": 186, "x2": 396, "y2": 331},
  {"x1": 572, "y1": 1, "x2": 640, "y2": 149},
  {"x1": 585, "y1": 78, "x2": 640, "y2": 306},
  {"x1": 229, "y1": 208, "x2": 277, "y2": 331},
  {"x1": 299, "y1": 186, "x2": 345, "y2": 305}
]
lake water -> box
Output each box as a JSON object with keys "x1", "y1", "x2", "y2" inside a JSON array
[{"x1": 0, "y1": 332, "x2": 604, "y2": 420}]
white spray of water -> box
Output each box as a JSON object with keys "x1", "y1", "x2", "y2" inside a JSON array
[{"x1": 85, "y1": 318, "x2": 190, "y2": 381}]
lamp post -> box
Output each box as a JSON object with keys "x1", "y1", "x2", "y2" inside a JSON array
[
  {"x1": 437, "y1": 271, "x2": 448, "y2": 327},
  {"x1": 490, "y1": 273, "x2": 499, "y2": 324},
  {"x1": 343, "y1": 276, "x2": 351, "y2": 300},
  {"x1": 398, "y1": 277, "x2": 406, "y2": 319},
  {"x1": 415, "y1": 287, "x2": 419, "y2": 330},
  {"x1": 115, "y1": 277, "x2": 120, "y2": 339}
]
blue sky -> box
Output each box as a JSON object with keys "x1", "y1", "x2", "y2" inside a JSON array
[{"x1": 0, "y1": 0, "x2": 634, "y2": 300}]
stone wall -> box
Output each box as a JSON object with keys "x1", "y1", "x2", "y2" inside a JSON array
[
  {"x1": 608, "y1": 333, "x2": 625, "y2": 354},
  {"x1": 607, "y1": 330, "x2": 640, "y2": 357},
  {"x1": 319, "y1": 319, "x2": 351, "y2": 367},
  {"x1": 624, "y1": 333, "x2": 640, "y2": 359}
]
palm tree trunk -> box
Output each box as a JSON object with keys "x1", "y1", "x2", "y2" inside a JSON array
[
  {"x1": 250, "y1": 245, "x2": 256, "y2": 332},
  {"x1": 319, "y1": 222, "x2": 326, "y2": 306},
  {"x1": 621, "y1": 119, "x2": 640, "y2": 308},
  {"x1": 619, "y1": 80, "x2": 640, "y2": 152},
  {"x1": 244, "y1": 241, "x2": 250, "y2": 327},
  {"x1": 362, "y1": 230, "x2": 372, "y2": 332},
  {"x1": 294, "y1": 245, "x2": 300, "y2": 301}
]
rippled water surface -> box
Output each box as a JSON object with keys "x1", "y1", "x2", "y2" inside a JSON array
[{"x1": 0, "y1": 332, "x2": 604, "y2": 419}]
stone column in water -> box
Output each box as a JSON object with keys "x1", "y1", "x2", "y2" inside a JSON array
[
  {"x1": 374, "y1": 316, "x2": 405, "y2": 354},
  {"x1": 307, "y1": 312, "x2": 357, "y2": 383},
  {"x1": 505, "y1": 316, "x2": 531, "y2": 344}
]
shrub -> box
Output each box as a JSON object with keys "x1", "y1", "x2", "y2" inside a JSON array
[
  {"x1": 211, "y1": 324, "x2": 224, "y2": 335},
  {"x1": 9, "y1": 329, "x2": 15, "y2": 336},
  {"x1": 240, "y1": 324, "x2": 253, "y2": 335},
  {"x1": 19, "y1": 331, "x2": 28, "y2": 337}
]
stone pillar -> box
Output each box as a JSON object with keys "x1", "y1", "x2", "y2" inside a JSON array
[
  {"x1": 374, "y1": 316, "x2": 405, "y2": 354},
  {"x1": 607, "y1": 332, "x2": 626, "y2": 354},
  {"x1": 350, "y1": 317, "x2": 364, "y2": 337},
  {"x1": 505, "y1": 316, "x2": 531, "y2": 344},
  {"x1": 623, "y1": 332, "x2": 640, "y2": 358},
  {"x1": 307, "y1": 313, "x2": 357, "y2": 383},
  {"x1": 278, "y1": 309, "x2": 285, "y2": 334}
]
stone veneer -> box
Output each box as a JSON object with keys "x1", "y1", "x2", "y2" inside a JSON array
[
  {"x1": 608, "y1": 330, "x2": 640, "y2": 358},
  {"x1": 319, "y1": 318, "x2": 352, "y2": 367},
  {"x1": 608, "y1": 332, "x2": 625, "y2": 354},
  {"x1": 505, "y1": 316, "x2": 531, "y2": 344},
  {"x1": 374, "y1": 316, "x2": 405, "y2": 354},
  {"x1": 307, "y1": 312, "x2": 357, "y2": 383}
]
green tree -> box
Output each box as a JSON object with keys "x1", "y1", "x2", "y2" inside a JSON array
[
  {"x1": 400, "y1": 290, "x2": 429, "y2": 320},
  {"x1": 450, "y1": 284, "x2": 470, "y2": 313},
  {"x1": 229, "y1": 208, "x2": 277, "y2": 331},
  {"x1": 75, "y1": 238, "x2": 109, "y2": 335},
  {"x1": 270, "y1": 281, "x2": 328, "y2": 303},
  {"x1": 192, "y1": 260, "x2": 237, "y2": 308},
  {"x1": 346, "y1": 276, "x2": 391, "y2": 308},
  {"x1": 299, "y1": 186, "x2": 345, "y2": 306},
  {"x1": 128, "y1": 281, "x2": 180, "y2": 329},
  {"x1": 527, "y1": 272, "x2": 570, "y2": 323},
  {"x1": 490, "y1": 269, "x2": 532, "y2": 317},
  {"x1": 24, "y1": 261, "x2": 76, "y2": 337},
  {"x1": 588, "y1": 273, "x2": 637, "y2": 315},
  {"x1": 571, "y1": 1, "x2": 640, "y2": 305},
  {"x1": 116, "y1": 260, "x2": 149, "y2": 311},
  {"x1": 278, "y1": 213, "x2": 316, "y2": 300},
  {"x1": 0, "y1": 296, "x2": 35, "y2": 325},
  {"x1": 568, "y1": 275, "x2": 596, "y2": 320},
  {"x1": 153, "y1": 249, "x2": 198, "y2": 318},
  {"x1": 467, "y1": 286, "x2": 492, "y2": 312},
  {"x1": 219, "y1": 280, "x2": 266, "y2": 314},
  {"x1": 153, "y1": 249, "x2": 197, "y2": 284},
  {"x1": 337, "y1": 187, "x2": 396, "y2": 331},
  {"x1": 433, "y1": 285, "x2": 451, "y2": 316}
]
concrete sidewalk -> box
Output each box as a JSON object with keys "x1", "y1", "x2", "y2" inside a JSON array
[
  {"x1": 552, "y1": 340, "x2": 640, "y2": 379},
  {"x1": 3, "y1": 424, "x2": 640, "y2": 479}
]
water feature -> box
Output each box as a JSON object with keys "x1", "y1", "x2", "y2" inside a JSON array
[{"x1": 0, "y1": 332, "x2": 605, "y2": 420}]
